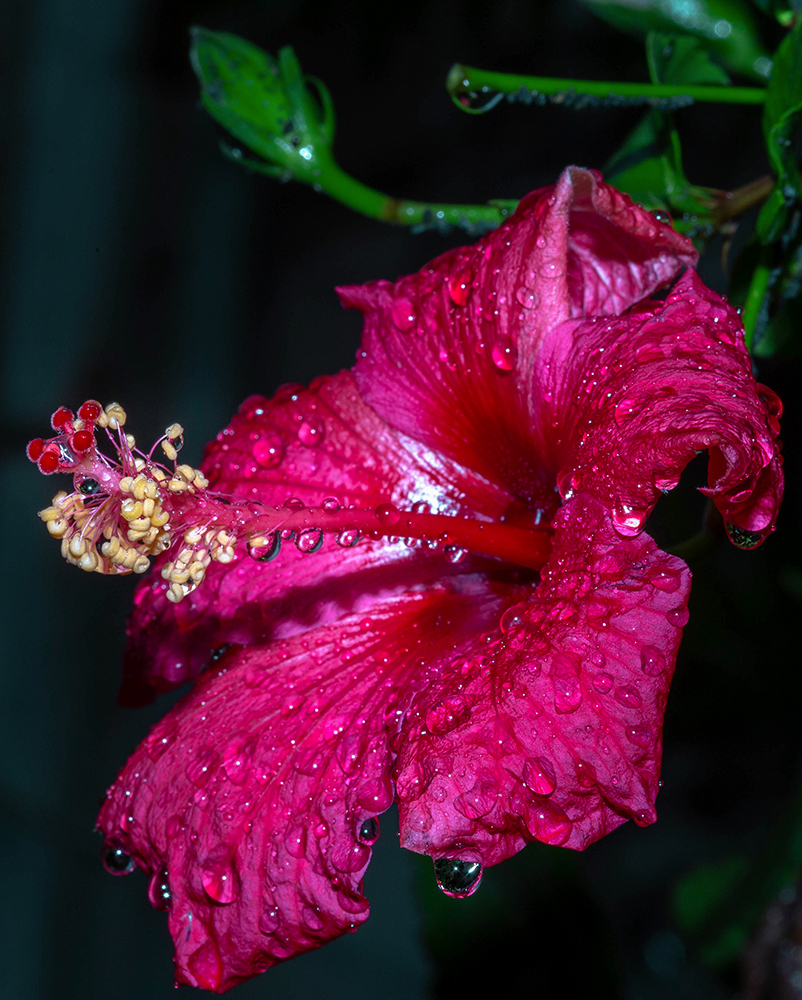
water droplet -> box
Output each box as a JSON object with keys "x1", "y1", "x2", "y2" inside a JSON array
[
  {"x1": 298, "y1": 419, "x2": 324, "y2": 447},
  {"x1": 443, "y1": 544, "x2": 467, "y2": 564},
  {"x1": 321, "y1": 496, "x2": 340, "y2": 513},
  {"x1": 223, "y1": 739, "x2": 252, "y2": 784},
  {"x1": 425, "y1": 694, "x2": 469, "y2": 734},
  {"x1": 146, "y1": 724, "x2": 176, "y2": 761},
  {"x1": 185, "y1": 749, "x2": 218, "y2": 787},
  {"x1": 147, "y1": 866, "x2": 171, "y2": 910},
  {"x1": 411, "y1": 500, "x2": 431, "y2": 515},
  {"x1": 515, "y1": 286, "x2": 538, "y2": 309},
  {"x1": 303, "y1": 907, "x2": 325, "y2": 932},
  {"x1": 614, "y1": 398, "x2": 638, "y2": 427},
  {"x1": 252, "y1": 433, "x2": 284, "y2": 468},
  {"x1": 247, "y1": 533, "x2": 281, "y2": 562},
  {"x1": 78, "y1": 477, "x2": 100, "y2": 495},
  {"x1": 259, "y1": 907, "x2": 280, "y2": 934},
  {"x1": 592, "y1": 672, "x2": 613, "y2": 694},
  {"x1": 524, "y1": 801, "x2": 572, "y2": 845},
  {"x1": 626, "y1": 725, "x2": 651, "y2": 749},
  {"x1": 448, "y1": 267, "x2": 473, "y2": 306},
  {"x1": 575, "y1": 759, "x2": 596, "y2": 788},
  {"x1": 615, "y1": 685, "x2": 643, "y2": 709},
  {"x1": 375, "y1": 502, "x2": 400, "y2": 526},
  {"x1": 295, "y1": 528, "x2": 324, "y2": 554},
  {"x1": 726, "y1": 523, "x2": 764, "y2": 549},
  {"x1": 336, "y1": 528, "x2": 361, "y2": 548},
  {"x1": 553, "y1": 674, "x2": 582, "y2": 714},
  {"x1": 611, "y1": 505, "x2": 647, "y2": 537},
  {"x1": 651, "y1": 209, "x2": 671, "y2": 225},
  {"x1": 433, "y1": 858, "x2": 483, "y2": 898},
  {"x1": 438, "y1": 347, "x2": 458, "y2": 371},
  {"x1": 491, "y1": 337, "x2": 517, "y2": 371},
  {"x1": 102, "y1": 844, "x2": 135, "y2": 876},
  {"x1": 284, "y1": 497, "x2": 305, "y2": 510},
  {"x1": 500, "y1": 602, "x2": 527, "y2": 634},
  {"x1": 358, "y1": 817, "x2": 380, "y2": 844},
  {"x1": 641, "y1": 645, "x2": 667, "y2": 676},
  {"x1": 651, "y1": 568, "x2": 681, "y2": 593},
  {"x1": 665, "y1": 605, "x2": 689, "y2": 628},
  {"x1": 455, "y1": 780, "x2": 498, "y2": 819},
  {"x1": 391, "y1": 297, "x2": 416, "y2": 331},
  {"x1": 523, "y1": 756, "x2": 556, "y2": 795}
]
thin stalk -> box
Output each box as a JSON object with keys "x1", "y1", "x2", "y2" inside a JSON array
[
  {"x1": 448, "y1": 63, "x2": 767, "y2": 112},
  {"x1": 316, "y1": 151, "x2": 511, "y2": 231}
]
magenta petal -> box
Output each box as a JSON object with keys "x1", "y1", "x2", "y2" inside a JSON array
[
  {"x1": 122, "y1": 371, "x2": 516, "y2": 704},
  {"x1": 344, "y1": 167, "x2": 696, "y2": 498},
  {"x1": 99, "y1": 634, "x2": 395, "y2": 991},
  {"x1": 546, "y1": 270, "x2": 783, "y2": 541},
  {"x1": 395, "y1": 497, "x2": 690, "y2": 864}
]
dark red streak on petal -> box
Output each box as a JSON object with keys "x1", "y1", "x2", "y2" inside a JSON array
[{"x1": 242, "y1": 505, "x2": 553, "y2": 572}]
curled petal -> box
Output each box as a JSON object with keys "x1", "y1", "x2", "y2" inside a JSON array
[{"x1": 547, "y1": 270, "x2": 783, "y2": 542}]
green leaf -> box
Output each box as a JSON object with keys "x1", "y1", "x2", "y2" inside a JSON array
[
  {"x1": 605, "y1": 32, "x2": 727, "y2": 239},
  {"x1": 756, "y1": 22, "x2": 802, "y2": 243},
  {"x1": 647, "y1": 30, "x2": 731, "y2": 84},
  {"x1": 189, "y1": 27, "x2": 336, "y2": 186},
  {"x1": 750, "y1": 0, "x2": 796, "y2": 25},
  {"x1": 580, "y1": 0, "x2": 772, "y2": 80}
]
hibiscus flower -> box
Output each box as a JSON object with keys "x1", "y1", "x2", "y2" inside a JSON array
[{"x1": 29, "y1": 167, "x2": 782, "y2": 992}]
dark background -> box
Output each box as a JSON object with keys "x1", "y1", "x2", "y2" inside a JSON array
[{"x1": 2, "y1": 1, "x2": 800, "y2": 998}]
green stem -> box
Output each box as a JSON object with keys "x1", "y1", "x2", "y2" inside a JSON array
[
  {"x1": 316, "y1": 151, "x2": 512, "y2": 232},
  {"x1": 448, "y1": 63, "x2": 767, "y2": 113},
  {"x1": 742, "y1": 251, "x2": 773, "y2": 351}
]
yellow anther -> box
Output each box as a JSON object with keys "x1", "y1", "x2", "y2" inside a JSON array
[
  {"x1": 128, "y1": 516, "x2": 151, "y2": 532},
  {"x1": 119, "y1": 477, "x2": 134, "y2": 494},
  {"x1": 125, "y1": 434, "x2": 136, "y2": 447},
  {"x1": 105, "y1": 402, "x2": 127, "y2": 430},
  {"x1": 46, "y1": 519, "x2": 68, "y2": 538},
  {"x1": 79, "y1": 551, "x2": 99, "y2": 572},
  {"x1": 69, "y1": 536, "x2": 87, "y2": 558},
  {"x1": 165, "y1": 422, "x2": 184, "y2": 440},
  {"x1": 39, "y1": 506, "x2": 61, "y2": 523},
  {"x1": 184, "y1": 527, "x2": 204, "y2": 545},
  {"x1": 195, "y1": 472, "x2": 209, "y2": 489},
  {"x1": 151, "y1": 508, "x2": 169, "y2": 528},
  {"x1": 102, "y1": 537, "x2": 121, "y2": 557},
  {"x1": 133, "y1": 556, "x2": 150, "y2": 574},
  {"x1": 161, "y1": 440, "x2": 178, "y2": 461},
  {"x1": 176, "y1": 464, "x2": 196, "y2": 483},
  {"x1": 167, "y1": 479, "x2": 190, "y2": 493},
  {"x1": 142, "y1": 498, "x2": 155, "y2": 518},
  {"x1": 120, "y1": 499, "x2": 143, "y2": 521},
  {"x1": 152, "y1": 468, "x2": 166, "y2": 482}
]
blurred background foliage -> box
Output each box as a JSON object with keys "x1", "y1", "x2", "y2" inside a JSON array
[{"x1": 3, "y1": 1, "x2": 802, "y2": 998}]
